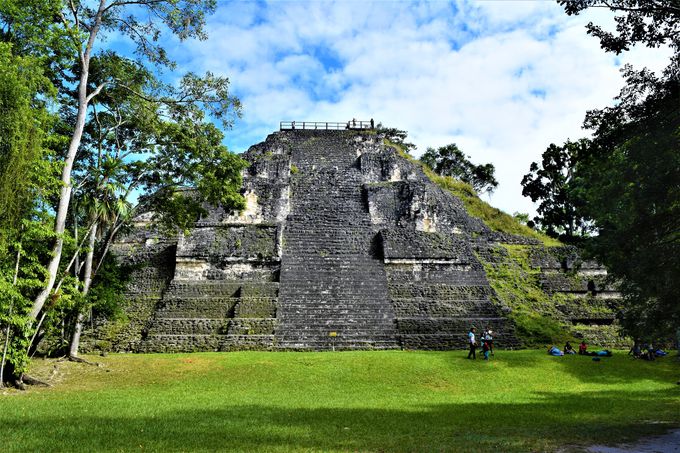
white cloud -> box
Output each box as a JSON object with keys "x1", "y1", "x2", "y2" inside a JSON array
[{"x1": 166, "y1": 0, "x2": 672, "y2": 217}]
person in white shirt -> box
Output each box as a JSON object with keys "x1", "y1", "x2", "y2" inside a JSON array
[
  {"x1": 467, "y1": 327, "x2": 477, "y2": 359},
  {"x1": 483, "y1": 328, "x2": 494, "y2": 356}
]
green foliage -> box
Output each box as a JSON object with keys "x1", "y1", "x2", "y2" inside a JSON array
[
  {"x1": 376, "y1": 125, "x2": 416, "y2": 154},
  {"x1": 521, "y1": 139, "x2": 593, "y2": 241},
  {"x1": 0, "y1": 0, "x2": 245, "y2": 370},
  {"x1": 429, "y1": 172, "x2": 561, "y2": 246},
  {"x1": 575, "y1": 67, "x2": 680, "y2": 339},
  {"x1": 3, "y1": 351, "x2": 679, "y2": 451},
  {"x1": 510, "y1": 311, "x2": 571, "y2": 348},
  {"x1": 478, "y1": 245, "x2": 572, "y2": 347},
  {"x1": 537, "y1": 2, "x2": 680, "y2": 339},
  {"x1": 513, "y1": 212, "x2": 530, "y2": 225},
  {"x1": 290, "y1": 164, "x2": 299, "y2": 174},
  {"x1": 0, "y1": 275, "x2": 31, "y2": 377},
  {"x1": 0, "y1": 42, "x2": 65, "y2": 380},
  {"x1": 0, "y1": 43, "x2": 56, "y2": 243},
  {"x1": 420, "y1": 143, "x2": 499, "y2": 194},
  {"x1": 559, "y1": 1, "x2": 680, "y2": 59},
  {"x1": 86, "y1": 259, "x2": 132, "y2": 321},
  {"x1": 79, "y1": 53, "x2": 247, "y2": 233}
]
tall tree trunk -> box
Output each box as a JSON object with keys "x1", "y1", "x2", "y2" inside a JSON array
[
  {"x1": 69, "y1": 221, "x2": 97, "y2": 358},
  {"x1": 1, "y1": 247, "x2": 21, "y2": 386},
  {"x1": 29, "y1": 3, "x2": 106, "y2": 321},
  {"x1": 29, "y1": 90, "x2": 89, "y2": 320}
]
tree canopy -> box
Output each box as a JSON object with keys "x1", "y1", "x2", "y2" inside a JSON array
[
  {"x1": 420, "y1": 143, "x2": 499, "y2": 195},
  {"x1": 524, "y1": 0, "x2": 680, "y2": 338},
  {"x1": 0, "y1": 0, "x2": 246, "y2": 384},
  {"x1": 520, "y1": 139, "x2": 593, "y2": 241}
]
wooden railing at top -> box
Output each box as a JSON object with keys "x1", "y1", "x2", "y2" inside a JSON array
[{"x1": 280, "y1": 120, "x2": 374, "y2": 131}]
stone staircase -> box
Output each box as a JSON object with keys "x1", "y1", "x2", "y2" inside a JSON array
[
  {"x1": 138, "y1": 280, "x2": 277, "y2": 352},
  {"x1": 388, "y1": 279, "x2": 520, "y2": 349},
  {"x1": 276, "y1": 134, "x2": 398, "y2": 349}
]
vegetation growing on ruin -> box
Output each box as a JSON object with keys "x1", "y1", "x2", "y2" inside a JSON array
[
  {"x1": 384, "y1": 138, "x2": 560, "y2": 247},
  {"x1": 477, "y1": 245, "x2": 572, "y2": 347},
  {"x1": 2, "y1": 351, "x2": 678, "y2": 453},
  {"x1": 426, "y1": 174, "x2": 561, "y2": 246}
]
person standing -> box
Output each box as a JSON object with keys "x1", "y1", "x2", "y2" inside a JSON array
[
  {"x1": 484, "y1": 328, "x2": 494, "y2": 356},
  {"x1": 467, "y1": 327, "x2": 477, "y2": 359}
]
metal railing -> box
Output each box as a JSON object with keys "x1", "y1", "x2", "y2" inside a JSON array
[{"x1": 280, "y1": 120, "x2": 375, "y2": 131}]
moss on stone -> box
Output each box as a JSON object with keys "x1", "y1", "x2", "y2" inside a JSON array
[
  {"x1": 383, "y1": 138, "x2": 560, "y2": 246},
  {"x1": 478, "y1": 244, "x2": 623, "y2": 347},
  {"x1": 432, "y1": 176, "x2": 561, "y2": 246},
  {"x1": 478, "y1": 245, "x2": 572, "y2": 347}
]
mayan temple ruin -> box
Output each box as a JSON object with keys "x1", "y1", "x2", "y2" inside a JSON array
[{"x1": 84, "y1": 126, "x2": 620, "y2": 353}]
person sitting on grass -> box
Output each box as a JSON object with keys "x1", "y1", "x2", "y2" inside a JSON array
[
  {"x1": 629, "y1": 341, "x2": 642, "y2": 359},
  {"x1": 548, "y1": 346, "x2": 564, "y2": 356},
  {"x1": 564, "y1": 342, "x2": 576, "y2": 355},
  {"x1": 642, "y1": 343, "x2": 656, "y2": 361},
  {"x1": 578, "y1": 341, "x2": 588, "y2": 355}
]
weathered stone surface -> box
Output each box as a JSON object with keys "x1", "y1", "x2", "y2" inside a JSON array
[{"x1": 86, "y1": 129, "x2": 618, "y2": 352}]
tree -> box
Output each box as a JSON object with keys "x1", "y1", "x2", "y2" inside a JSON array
[
  {"x1": 520, "y1": 139, "x2": 593, "y2": 241},
  {"x1": 60, "y1": 53, "x2": 246, "y2": 357},
  {"x1": 0, "y1": 1, "x2": 246, "y2": 380},
  {"x1": 512, "y1": 212, "x2": 530, "y2": 226},
  {"x1": 420, "y1": 143, "x2": 499, "y2": 194},
  {"x1": 559, "y1": 1, "x2": 680, "y2": 62},
  {"x1": 0, "y1": 0, "x2": 240, "y2": 323},
  {"x1": 575, "y1": 66, "x2": 680, "y2": 339},
  {"x1": 0, "y1": 0, "x2": 238, "y2": 319},
  {"x1": 0, "y1": 42, "x2": 62, "y2": 386},
  {"x1": 530, "y1": 0, "x2": 680, "y2": 339},
  {"x1": 376, "y1": 124, "x2": 417, "y2": 154}
]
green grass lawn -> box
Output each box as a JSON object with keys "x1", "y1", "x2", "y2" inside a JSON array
[{"x1": 1, "y1": 350, "x2": 678, "y2": 452}]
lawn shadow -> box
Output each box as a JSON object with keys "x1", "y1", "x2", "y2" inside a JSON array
[
  {"x1": 3, "y1": 390, "x2": 679, "y2": 452},
  {"x1": 550, "y1": 352, "x2": 680, "y2": 385}
]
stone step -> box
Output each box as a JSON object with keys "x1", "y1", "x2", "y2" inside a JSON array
[
  {"x1": 137, "y1": 334, "x2": 276, "y2": 353},
  {"x1": 275, "y1": 341, "x2": 399, "y2": 351}
]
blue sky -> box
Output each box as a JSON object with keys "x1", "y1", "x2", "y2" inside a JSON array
[{"x1": 108, "y1": 0, "x2": 671, "y2": 216}]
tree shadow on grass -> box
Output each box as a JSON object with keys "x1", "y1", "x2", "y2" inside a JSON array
[
  {"x1": 459, "y1": 350, "x2": 680, "y2": 386},
  {"x1": 3, "y1": 390, "x2": 679, "y2": 452},
  {"x1": 549, "y1": 353, "x2": 680, "y2": 385}
]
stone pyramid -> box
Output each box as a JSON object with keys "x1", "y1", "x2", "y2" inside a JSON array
[{"x1": 90, "y1": 128, "x2": 619, "y2": 353}]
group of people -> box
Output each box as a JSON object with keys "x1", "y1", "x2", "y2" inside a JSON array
[
  {"x1": 467, "y1": 329, "x2": 670, "y2": 361},
  {"x1": 467, "y1": 327, "x2": 494, "y2": 360},
  {"x1": 628, "y1": 341, "x2": 668, "y2": 361},
  {"x1": 345, "y1": 118, "x2": 375, "y2": 129},
  {"x1": 548, "y1": 341, "x2": 612, "y2": 357}
]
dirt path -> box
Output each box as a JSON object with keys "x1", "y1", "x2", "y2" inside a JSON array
[{"x1": 587, "y1": 429, "x2": 680, "y2": 453}]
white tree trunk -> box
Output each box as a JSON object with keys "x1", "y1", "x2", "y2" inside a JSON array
[
  {"x1": 30, "y1": 98, "x2": 89, "y2": 320},
  {"x1": 69, "y1": 221, "x2": 98, "y2": 358},
  {"x1": 29, "y1": 2, "x2": 106, "y2": 321}
]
